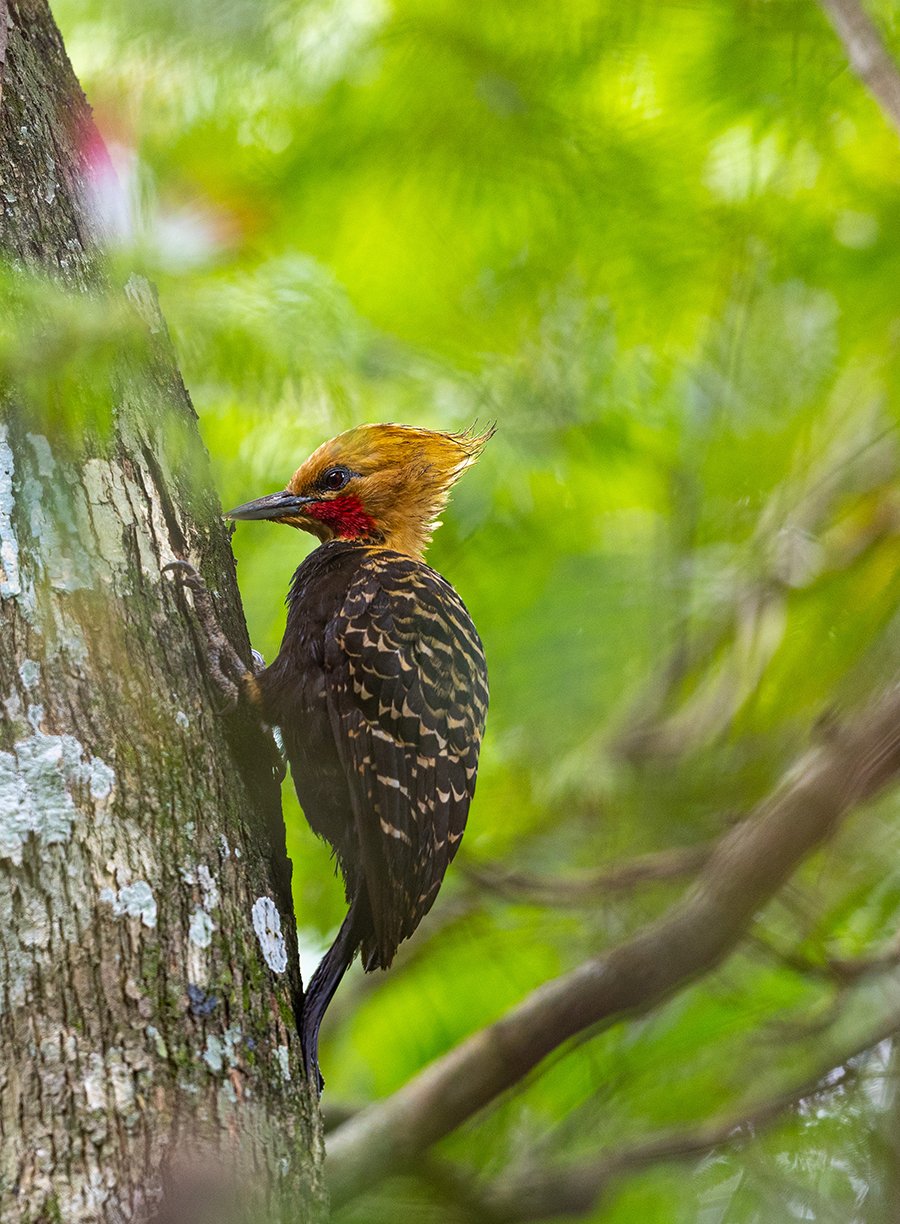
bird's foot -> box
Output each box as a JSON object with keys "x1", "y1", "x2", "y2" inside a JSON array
[{"x1": 163, "y1": 560, "x2": 251, "y2": 709}]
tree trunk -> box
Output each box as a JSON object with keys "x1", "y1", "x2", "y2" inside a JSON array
[{"x1": 0, "y1": 2, "x2": 323, "y2": 1221}]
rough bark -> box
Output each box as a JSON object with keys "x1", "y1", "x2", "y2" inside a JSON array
[{"x1": 0, "y1": 2, "x2": 323, "y2": 1221}]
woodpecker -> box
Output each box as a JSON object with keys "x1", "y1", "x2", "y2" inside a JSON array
[{"x1": 171, "y1": 423, "x2": 491, "y2": 1086}]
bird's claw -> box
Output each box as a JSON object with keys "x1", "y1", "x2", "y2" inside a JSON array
[{"x1": 163, "y1": 560, "x2": 249, "y2": 709}]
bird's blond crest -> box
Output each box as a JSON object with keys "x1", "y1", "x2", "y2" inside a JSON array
[{"x1": 287, "y1": 422, "x2": 493, "y2": 557}]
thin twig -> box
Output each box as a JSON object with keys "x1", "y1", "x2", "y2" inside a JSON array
[
  {"x1": 752, "y1": 926, "x2": 900, "y2": 985},
  {"x1": 616, "y1": 429, "x2": 898, "y2": 763},
  {"x1": 462, "y1": 845, "x2": 711, "y2": 905}
]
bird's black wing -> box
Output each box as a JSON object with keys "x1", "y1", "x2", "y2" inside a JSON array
[{"x1": 323, "y1": 550, "x2": 488, "y2": 969}]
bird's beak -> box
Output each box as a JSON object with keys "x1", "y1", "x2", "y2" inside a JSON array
[{"x1": 224, "y1": 490, "x2": 314, "y2": 522}]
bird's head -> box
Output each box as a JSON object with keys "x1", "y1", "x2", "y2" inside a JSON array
[{"x1": 225, "y1": 423, "x2": 493, "y2": 558}]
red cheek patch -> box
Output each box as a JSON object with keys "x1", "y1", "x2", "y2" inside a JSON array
[{"x1": 305, "y1": 495, "x2": 377, "y2": 539}]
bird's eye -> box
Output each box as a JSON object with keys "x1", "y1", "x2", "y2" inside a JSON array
[{"x1": 321, "y1": 466, "x2": 351, "y2": 493}]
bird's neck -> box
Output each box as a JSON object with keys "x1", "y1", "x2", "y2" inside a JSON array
[
  {"x1": 301, "y1": 492, "x2": 433, "y2": 558},
  {"x1": 304, "y1": 494, "x2": 379, "y2": 541}
]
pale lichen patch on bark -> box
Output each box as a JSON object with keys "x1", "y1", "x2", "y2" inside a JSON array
[
  {"x1": 89, "y1": 756, "x2": 115, "y2": 799},
  {"x1": 83, "y1": 1050, "x2": 110, "y2": 1113},
  {"x1": 80, "y1": 453, "x2": 181, "y2": 586},
  {"x1": 18, "y1": 656, "x2": 40, "y2": 687},
  {"x1": 13, "y1": 443, "x2": 187, "y2": 598},
  {"x1": 17, "y1": 889, "x2": 51, "y2": 951},
  {"x1": 275, "y1": 1044, "x2": 291, "y2": 1082},
  {"x1": 0, "y1": 423, "x2": 21, "y2": 598},
  {"x1": 15, "y1": 437, "x2": 108, "y2": 597},
  {"x1": 81, "y1": 456, "x2": 137, "y2": 582},
  {"x1": 202, "y1": 1025, "x2": 243, "y2": 1074},
  {"x1": 99, "y1": 879, "x2": 158, "y2": 929},
  {"x1": 252, "y1": 896, "x2": 289, "y2": 974},
  {"x1": 22, "y1": 481, "x2": 93, "y2": 593},
  {"x1": 145, "y1": 1024, "x2": 168, "y2": 1058},
  {"x1": 0, "y1": 729, "x2": 115, "y2": 864},
  {"x1": 186, "y1": 860, "x2": 223, "y2": 981},
  {"x1": 139, "y1": 461, "x2": 184, "y2": 573},
  {"x1": 198, "y1": 862, "x2": 220, "y2": 910},
  {"x1": 189, "y1": 907, "x2": 215, "y2": 949}
]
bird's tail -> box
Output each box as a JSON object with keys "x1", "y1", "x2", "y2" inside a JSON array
[{"x1": 301, "y1": 890, "x2": 370, "y2": 1091}]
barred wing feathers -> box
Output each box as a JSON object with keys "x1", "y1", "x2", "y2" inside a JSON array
[{"x1": 323, "y1": 551, "x2": 488, "y2": 969}]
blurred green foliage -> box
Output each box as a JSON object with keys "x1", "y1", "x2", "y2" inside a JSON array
[{"x1": 38, "y1": 0, "x2": 900, "y2": 1217}]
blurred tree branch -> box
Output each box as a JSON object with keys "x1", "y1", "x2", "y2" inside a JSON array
[
  {"x1": 616, "y1": 427, "x2": 899, "y2": 763},
  {"x1": 752, "y1": 924, "x2": 900, "y2": 986},
  {"x1": 327, "y1": 683, "x2": 900, "y2": 1205},
  {"x1": 401, "y1": 1013, "x2": 900, "y2": 1223},
  {"x1": 820, "y1": 0, "x2": 900, "y2": 136},
  {"x1": 449, "y1": 1060, "x2": 863, "y2": 1223}
]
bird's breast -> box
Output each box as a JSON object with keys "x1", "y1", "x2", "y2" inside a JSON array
[{"x1": 255, "y1": 545, "x2": 373, "y2": 860}]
